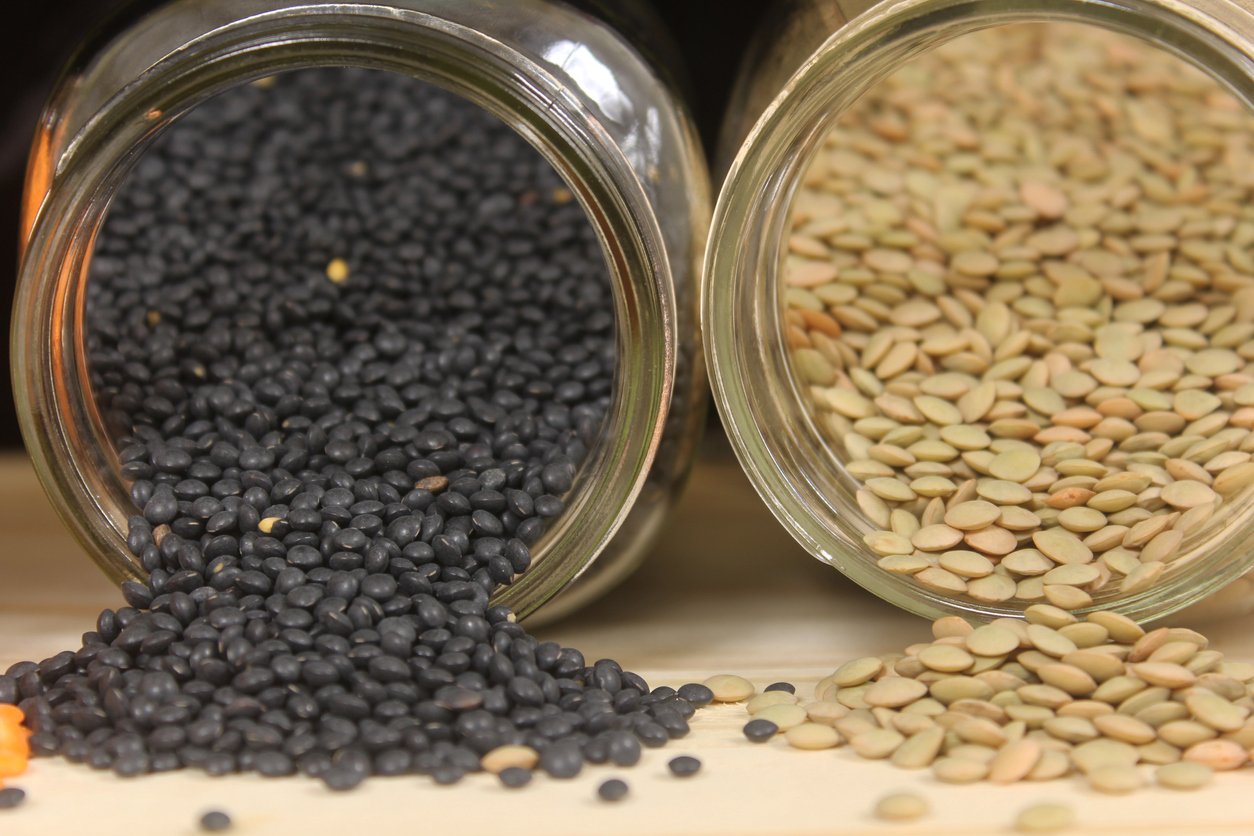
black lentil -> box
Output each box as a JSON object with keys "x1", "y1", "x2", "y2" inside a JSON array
[
  {"x1": 322, "y1": 766, "x2": 367, "y2": 792},
  {"x1": 675, "y1": 683, "x2": 714, "y2": 707},
  {"x1": 743, "y1": 719, "x2": 779, "y2": 743},
  {"x1": 1, "y1": 68, "x2": 704, "y2": 789},
  {"x1": 0, "y1": 788, "x2": 25, "y2": 810},
  {"x1": 432, "y1": 765, "x2": 465, "y2": 785},
  {"x1": 597, "y1": 778, "x2": 629, "y2": 802},
  {"x1": 764, "y1": 682, "x2": 796, "y2": 694},
  {"x1": 538, "y1": 740, "x2": 584, "y2": 779},
  {"x1": 582, "y1": 734, "x2": 611, "y2": 764},
  {"x1": 652, "y1": 706, "x2": 691, "y2": 738},
  {"x1": 199, "y1": 810, "x2": 232, "y2": 832},
  {"x1": 607, "y1": 730, "x2": 642, "y2": 767},
  {"x1": 636, "y1": 722, "x2": 670, "y2": 749},
  {"x1": 498, "y1": 766, "x2": 532, "y2": 789},
  {"x1": 667, "y1": 755, "x2": 701, "y2": 777}
]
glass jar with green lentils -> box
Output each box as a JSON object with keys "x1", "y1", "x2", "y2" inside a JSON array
[
  {"x1": 704, "y1": 0, "x2": 1254, "y2": 623},
  {"x1": 14, "y1": 0, "x2": 709, "y2": 623}
]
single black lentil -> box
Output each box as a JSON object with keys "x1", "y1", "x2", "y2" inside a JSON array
[
  {"x1": 607, "y1": 729, "x2": 642, "y2": 767},
  {"x1": 538, "y1": 740, "x2": 584, "y2": 779},
  {"x1": 764, "y1": 682, "x2": 795, "y2": 695},
  {"x1": 675, "y1": 683, "x2": 713, "y2": 707},
  {"x1": 667, "y1": 755, "x2": 701, "y2": 777},
  {"x1": 498, "y1": 766, "x2": 532, "y2": 788},
  {"x1": 636, "y1": 722, "x2": 671, "y2": 748},
  {"x1": 0, "y1": 788, "x2": 25, "y2": 809},
  {"x1": 432, "y1": 765, "x2": 465, "y2": 785},
  {"x1": 199, "y1": 810, "x2": 232, "y2": 832},
  {"x1": 597, "y1": 778, "x2": 629, "y2": 802},
  {"x1": 743, "y1": 719, "x2": 778, "y2": 743},
  {"x1": 1, "y1": 68, "x2": 703, "y2": 788},
  {"x1": 583, "y1": 733, "x2": 611, "y2": 764}
]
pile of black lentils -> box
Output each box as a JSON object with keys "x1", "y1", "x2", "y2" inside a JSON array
[{"x1": 0, "y1": 69, "x2": 712, "y2": 791}]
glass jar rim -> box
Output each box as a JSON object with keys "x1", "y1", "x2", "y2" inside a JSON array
[
  {"x1": 14, "y1": 1, "x2": 679, "y2": 620},
  {"x1": 703, "y1": 0, "x2": 1254, "y2": 623}
]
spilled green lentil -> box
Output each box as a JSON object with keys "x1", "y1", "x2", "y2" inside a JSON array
[
  {"x1": 873, "y1": 791, "x2": 929, "y2": 822},
  {"x1": 737, "y1": 608, "x2": 1254, "y2": 796}
]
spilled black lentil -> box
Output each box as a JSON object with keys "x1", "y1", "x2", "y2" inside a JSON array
[
  {"x1": 675, "y1": 683, "x2": 713, "y2": 707},
  {"x1": 667, "y1": 755, "x2": 700, "y2": 777},
  {"x1": 498, "y1": 766, "x2": 533, "y2": 789},
  {"x1": 0, "y1": 69, "x2": 704, "y2": 788},
  {"x1": 742, "y1": 719, "x2": 778, "y2": 743},
  {"x1": 198, "y1": 809, "x2": 232, "y2": 832},
  {"x1": 596, "y1": 778, "x2": 629, "y2": 802}
]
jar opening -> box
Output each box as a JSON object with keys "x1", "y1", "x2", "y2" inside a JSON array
[
  {"x1": 706, "y1": 0, "x2": 1254, "y2": 623},
  {"x1": 17, "y1": 7, "x2": 676, "y2": 621}
]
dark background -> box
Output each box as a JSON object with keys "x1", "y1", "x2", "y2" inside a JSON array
[{"x1": 0, "y1": 0, "x2": 770, "y2": 449}]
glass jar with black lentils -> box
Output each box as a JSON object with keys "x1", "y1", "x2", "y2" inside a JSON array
[
  {"x1": 14, "y1": 0, "x2": 709, "y2": 624},
  {"x1": 704, "y1": 0, "x2": 1254, "y2": 623}
]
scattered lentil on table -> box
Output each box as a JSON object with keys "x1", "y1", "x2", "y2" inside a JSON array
[
  {"x1": 198, "y1": 810, "x2": 233, "y2": 832},
  {"x1": 1014, "y1": 802, "x2": 1076, "y2": 834},
  {"x1": 704, "y1": 674, "x2": 757, "y2": 702},
  {"x1": 0, "y1": 705, "x2": 30, "y2": 782},
  {"x1": 784, "y1": 722, "x2": 841, "y2": 751},
  {"x1": 742, "y1": 719, "x2": 779, "y2": 743},
  {"x1": 784, "y1": 22, "x2": 1254, "y2": 607},
  {"x1": 873, "y1": 791, "x2": 929, "y2": 822},
  {"x1": 667, "y1": 755, "x2": 701, "y2": 777},
  {"x1": 0, "y1": 68, "x2": 707, "y2": 788},
  {"x1": 498, "y1": 766, "x2": 533, "y2": 789},
  {"x1": 597, "y1": 777, "x2": 629, "y2": 802},
  {"x1": 0, "y1": 787, "x2": 26, "y2": 810},
  {"x1": 1156, "y1": 760, "x2": 1213, "y2": 790},
  {"x1": 676, "y1": 683, "x2": 715, "y2": 707}
]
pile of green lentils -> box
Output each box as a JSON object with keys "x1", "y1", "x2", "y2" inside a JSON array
[{"x1": 711, "y1": 606, "x2": 1254, "y2": 826}]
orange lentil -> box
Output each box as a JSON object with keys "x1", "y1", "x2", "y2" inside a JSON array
[
  {"x1": 0, "y1": 705, "x2": 30, "y2": 779},
  {"x1": 798, "y1": 308, "x2": 843, "y2": 338}
]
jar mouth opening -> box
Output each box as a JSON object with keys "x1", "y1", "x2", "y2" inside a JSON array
[
  {"x1": 15, "y1": 7, "x2": 676, "y2": 621},
  {"x1": 705, "y1": 0, "x2": 1254, "y2": 623}
]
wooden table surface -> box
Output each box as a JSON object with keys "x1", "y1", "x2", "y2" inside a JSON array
[{"x1": 4, "y1": 438, "x2": 1254, "y2": 835}]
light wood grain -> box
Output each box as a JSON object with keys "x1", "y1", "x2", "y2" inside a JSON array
[{"x1": 3, "y1": 440, "x2": 1254, "y2": 835}]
